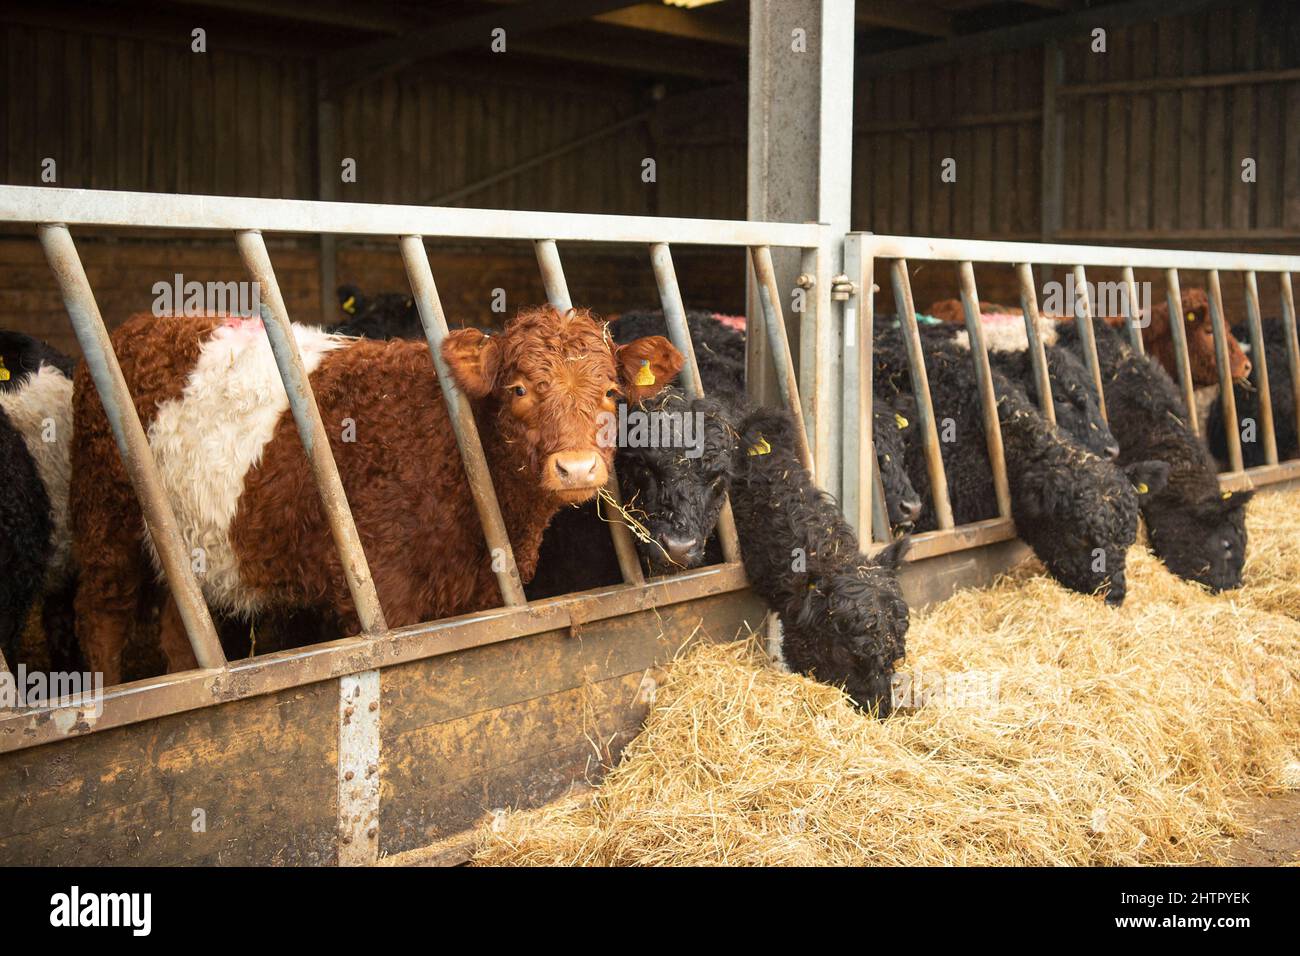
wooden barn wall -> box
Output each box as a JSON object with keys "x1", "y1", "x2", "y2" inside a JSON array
[
  {"x1": 854, "y1": 51, "x2": 1043, "y2": 245},
  {"x1": 858, "y1": 0, "x2": 1300, "y2": 318},
  {"x1": 0, "y1": 21, "x2": 746, "y2": 355}
]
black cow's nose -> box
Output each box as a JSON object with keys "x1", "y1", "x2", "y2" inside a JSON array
[
  {"x1": 1104, "y1": 443, "x2": 1121, "y2": 459},
  {"x1": 658, "y1": 534, "x2": 697, "y2": 564},
  {"x1": 900, "y1": 498, "x2": 923, "y2": 523}
]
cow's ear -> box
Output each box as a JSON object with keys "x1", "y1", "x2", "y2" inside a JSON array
[
  {"x1": 442, "y1": 328, "x2": 501, "y2": 399},
  {"x1": 1215, "y1": 488, "x2": 1254, "y2": 513},
  {"x1": 1017, "y1": 471, "x2": 1062, "y2": 519},
  {"x1": 617, "y1": 335, "x2": 683, "y2": 403},
  {"x1": 1124, "y1": 460, "x2": 1170, "y2": 498},
  {"x1": 337, "y1": 284, "x2": 363, "y2": 316}
]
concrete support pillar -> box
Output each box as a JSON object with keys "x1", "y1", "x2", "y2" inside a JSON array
[{"x1": 747, "y1": 0, "x2": 855, "y2": 497}]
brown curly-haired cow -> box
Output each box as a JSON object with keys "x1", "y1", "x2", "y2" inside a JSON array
[
  {"x1": 71, "y1": 306, "x2": 682, "y2": 683},
  {"x1": 1144, "y1": 287, "x2": 1250, "y2": 388}
]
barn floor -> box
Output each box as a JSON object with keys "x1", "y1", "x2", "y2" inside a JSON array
[
  {"x1": 1217, "y1": 792, "x2": 1300, "y2": 866},
  {"x1": 471, "y1": 486, "x2": 1300, "y2": 867}
]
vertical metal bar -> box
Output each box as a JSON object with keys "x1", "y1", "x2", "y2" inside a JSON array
[
  {"x1": 235, "y1": 229, "x2": 388, "y2": 634},
  {"x1": 840, "y1": 243, "x2": 863, "y2": 531},
  {"x1": 38, "y1": 224, "x2": 226, "y2": 669},
  {"x1": 839, "y1": 234, "x2": 873, "y2": 535},
  {"x1": 1242, "y1": 270, "x2": 1278, "y2": 466},
  {"x1": 399, "y1": 235, "x2": 527, "y2": 605},
  {"x1": 1207, "y1": 270, "x2": 1244, "y2": 472},
  {"x1": 1281, "y1": 273, "x2": 1300, "y2": 454},
  {"x1": 890, "y1": 259, "x2": 954, "y2": 530},
  {"x1": 648, "y1": 242, "x2": 743, "y2": 565},
  {"x1": 800, "y1": 242, "x2": 839, "y2": 498},
  {"x1": 1014, "y1": 262, "x2": 1056, "y2": 425},
  {"x1": 749, "y1": 245, "x2": 816, "y2": 475},
  {"x1": 1164, "y1": 268, "x2": 1200, "y2": 434},
  {"x1": 533, "y1": 239, "x2": 644, "y2": 586},
  {"x1": 337, "y1": 670, "x2": 380, "y2": 866},
  {"x1": 1120, "y1": 266, "x2": 1145, "y2": 355},
  {"x1": 846, "y1": 236, "x2": 876, "y2": 539},
  {"x1": 1072, "y1": 265, "x2": 1108, "y2": 423},
  {"x1": 870, "y1": 456, "x2": 891, "y2": 544},
  {"x1": 958, "y1": 262, "x2": 1012, "y2": 518}
]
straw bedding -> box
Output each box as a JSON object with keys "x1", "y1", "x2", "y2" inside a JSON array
[{"x1": 474, "y1": 487, "x2": 1300, "y2": 866}]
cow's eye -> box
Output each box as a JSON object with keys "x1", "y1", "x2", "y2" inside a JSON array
[
  {"x1": 511, "y1": 385, "x2": 527, "y2": 397},
  {"x1": 606, "y1": 387, "x2": 619, "y2": 399}
]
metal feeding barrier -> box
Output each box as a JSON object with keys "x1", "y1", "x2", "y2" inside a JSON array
[
  {"x1": 0, "y1": 185, "x2": 832, "y2": 748},
  {"x1": 841, "y1": 233, "x2": 1300, "y2": 561},
  {"x1": 3, "y1": 186, "x2": 1299, "y2": 748}
]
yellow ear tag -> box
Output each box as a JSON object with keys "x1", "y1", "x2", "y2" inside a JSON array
[
  {"x1": 1186, "y1": 311, "x2": 1195, "y2": 323},
  {"x1": 1222, "y1": 490, "x2": 1233, "y2": 500},
  {"x1": 894, "y1": 412, "x2": 909, "y2": 429},
  {"x1": 748, "y1": 436, "x2": 772, "y2": 456},
  {"x1": 634, "y1": 359, "x2": 656, "y2": 387},
  {"x1": 342, "y1": 295, "x2": 356, "y2": 314},
  {"x1": 1136, "y1": 482, "x2": 1149, "y2": 494},
  {"x1": 0, "y1": 357, "x2": 8, "y2": 382}
]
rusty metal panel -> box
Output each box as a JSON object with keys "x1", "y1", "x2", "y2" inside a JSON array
[
  {"x1": 0, "y1": 680, "x2": 339, "y2": 865},
  {"x1": 0, "y1": 564, "x2": 749, "y2": 754},
  {"x1": 377, "y1": 587, "x2": 767, "y2": 858}
]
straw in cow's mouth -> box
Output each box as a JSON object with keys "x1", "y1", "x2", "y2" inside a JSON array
[{"x1": 595, "y1": 486, "x2": 679, "y2": 567}]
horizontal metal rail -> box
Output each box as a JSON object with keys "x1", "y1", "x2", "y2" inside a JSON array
[
  {"x1": 0, "y1": 185, "x2": 824, "y2": 247},
  {"x1": 858, "y1": 233, "x2": 1300, "y2": 272}
]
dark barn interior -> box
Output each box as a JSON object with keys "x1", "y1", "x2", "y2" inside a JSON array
[{"x1": 3, "y1": 0, "x2": 1297, "y2": 356}]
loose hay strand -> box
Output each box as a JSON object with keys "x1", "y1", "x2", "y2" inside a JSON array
[{"x1": 476, "y1": 488, "x2": 1300, "y2": 866}]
